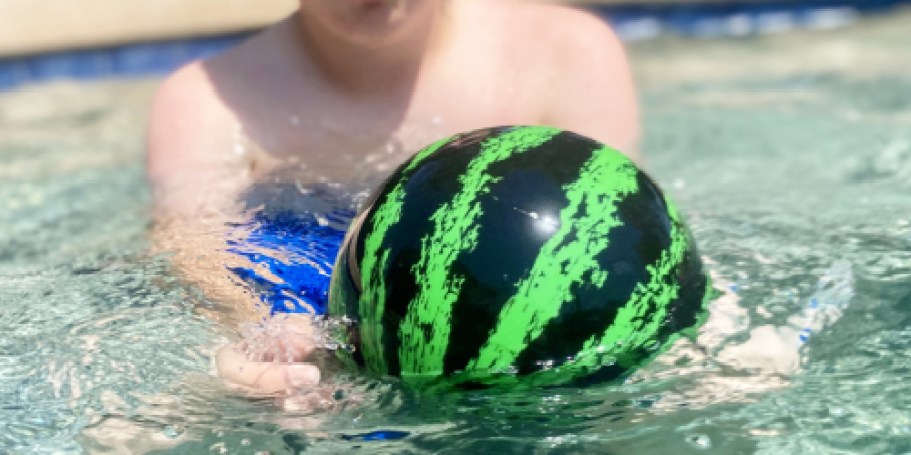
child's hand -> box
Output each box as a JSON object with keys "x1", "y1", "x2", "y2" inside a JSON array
[
  {"x1": 215, "y1": 314, "x2": 332, "y2": 411},
  {"x1": 215, "y1": 346, "x2": 320, "y2": 395}
]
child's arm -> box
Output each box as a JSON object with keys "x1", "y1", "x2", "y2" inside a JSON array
[{"x1": 147, "y1": 63, "x2": 323, "y2": 399}]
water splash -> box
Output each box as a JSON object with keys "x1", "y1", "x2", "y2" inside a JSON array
[
  {"x1": 794, "y1": 260, "x2": 854, "y2": 345},
  {"x1": 238, "y1": 315, "x2": 356, "y2": 363}
]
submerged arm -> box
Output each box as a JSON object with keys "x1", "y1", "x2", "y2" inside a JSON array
[{"x1": 146, "y1": 63, "x2": 322, "y2": 397}]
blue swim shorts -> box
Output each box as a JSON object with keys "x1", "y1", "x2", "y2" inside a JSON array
[{"x1": 226, "y1": 185, "x2": 355, "y2": 316}]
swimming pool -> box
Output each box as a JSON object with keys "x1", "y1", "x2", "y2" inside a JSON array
[{"x1": 2, "y1": 9, "x2": 910, "y2": 454}]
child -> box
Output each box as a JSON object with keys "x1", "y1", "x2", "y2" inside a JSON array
[{"x1": 147, "y1": 0, "x2": 639, "y2": 406}]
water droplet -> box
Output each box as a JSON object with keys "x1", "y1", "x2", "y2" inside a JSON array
[
  {"x1": 295, "y1": 180, "x2": 313, "y2": 195},
  {"x1": 232, "y1": 124, "x2": 247, "y2": 156},
  {"x1": 162, "y1": 424, "x2": 184, "y2": 439},
  {"x1": 685, "y1": 434, "x2": 712, "y2": 449},
  {"x1": 674, "y1": 178, "x2": 686, "y2": 189}
]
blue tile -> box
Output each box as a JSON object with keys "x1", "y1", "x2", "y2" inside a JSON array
[
  {"x1": 30, "y1": 53, "x2": 81, "y2": 82},
  {"x1": 0, "y1": 33, "x2": 251, "y2": 90},
  {"x1": 0, "y1": 58, "x2": 33, "y2": 91},
  {"x1": 71, "y1": 49, "x2": 116, "y2": 80}
]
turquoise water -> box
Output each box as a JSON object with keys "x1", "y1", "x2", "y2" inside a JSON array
[{"x1": 2, "y1": 11, "x2": 911, "y2": 453}]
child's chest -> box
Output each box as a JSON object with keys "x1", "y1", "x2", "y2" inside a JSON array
[{"x1": 249, "y1": 78, "x2": 546, "y2": 181}]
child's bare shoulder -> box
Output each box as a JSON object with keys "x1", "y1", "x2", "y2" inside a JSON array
[
  {"x1": 147, "y1": 56, "x2": 245, "y2": 184},
  {"x1": 469, "y1": 0, "x2": 639, "y2": 156},
  {"x1": 478, "y1": 0, "x2": 621, "y2": 53},
  {"x1": 152, "y1": 62, "x2": 219, "y2": 122},
  {"x1": 150, "y1": 28, "x2": 267, "y2": 126},
  {"x1": 149, "y1": 20, "x2": 287, "y2": 131},
  {"x1": 147, "y1": 22, "x2": 283, "y2": 170}
]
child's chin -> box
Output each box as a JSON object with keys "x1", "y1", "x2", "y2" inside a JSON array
[
  {"x1": 336, "y1": 1, "x2": 434, "y2": 44},
  {"x1": 338, "y1": 25, "x2": 413, "y2": 49}
]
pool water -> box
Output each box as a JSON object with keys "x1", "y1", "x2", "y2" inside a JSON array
[{"x1": 2, "y1": 10, "x2": 911, "y2": 454}]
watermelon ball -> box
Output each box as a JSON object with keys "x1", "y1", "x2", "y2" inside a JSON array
[{"x1": 329, "y1": 125, "x2": 712, "y2": 390}]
